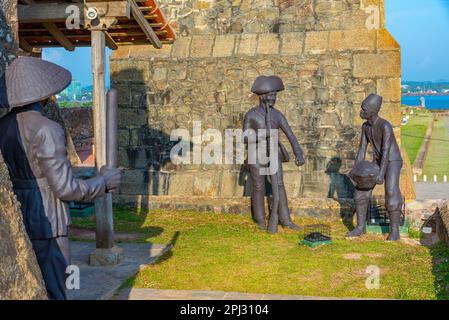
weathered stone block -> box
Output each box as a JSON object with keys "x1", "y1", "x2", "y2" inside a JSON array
[
  {"x1": 126, "y1": 148, "x2": 148, "y2": 169},
  {"x1": 213, "y1": 34, "x2": 236, "y2": 57},
  {"x1": 110, "y1": 47, "x2": 130, "y2": 60},
  {"x1": 236, "y1": 34, "x2": 258, "y2": 56},
  {"x1": 379, "y1": 102, "x2": 402, "y2": 127},
  {"x1": 193, "y1": 171, "x2": 220, "y2": 196},
  {"x1": 191, "y1": 35, "x2": 215, "y2": 58},
  {"x1": 145, "y1": 171, "x2": 169, "y2": 195},
  {"x1": 220, "y1": 170, "x2": 245, "y2": 198},
  {"x1": 111, "y1": 64, "x2": 144, "y2": 84},
  {"x1": 304, "y1": 31, "x2": 329, "y2": 54},
  {"x1": 377, "y1": 78, "x2": 401, "y2": 102},
  {"x1": 282, "y1": 170, "x2": 303, "y2": 198},
  {"x1": 118, "y1": 129, "x2": 130, "y2": 147},
  {"x1": 129, "y1": 85, "x2": 147, "y2": 108},
  {"x1": 329, "y1": 29, "x2": 375, "y2": 51},
  {"x1": 171, "y1": 36, "x2": 192, "y2": 59},
  {"x1": 167, "y1": 172, "x2": 194, "y2": 196},
  {"x1": 152, "y1": 67, "x2": 168, "y2": 82},
  {"x1": 377, "y1": 28, "x2": 400, "y2": 51},
  {"x1": 112, "y1": 83, "x2": 130, "y2": 106},
  {"x1": 118, "y1": 147, "x2": 130, "y2": 168},
  {"x1": 168, "y1": 64, "x2": 188, "y2": 80},
  {"x1": 129, "y1": 45, "x2": 172, "y2": 59},
  {"x1": 353, "y1": 52, "x2": 401, "y2": 78},
  {"x1": 257, "y1": 34, "x2": 280, "y2": 55},
  {"x1": 280, "y1": 32, "x2": 304, "y2": 55},
  {"x1": 117, "y1": 108, "x2": 148, "y2": 128},
  {"x1": 119, "y1": 169, "x2": 146, "y2": 195}
]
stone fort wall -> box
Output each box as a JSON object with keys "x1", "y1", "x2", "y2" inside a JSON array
[{"x1": 110, "y1": 0, "x2": 413, "y2": 207}]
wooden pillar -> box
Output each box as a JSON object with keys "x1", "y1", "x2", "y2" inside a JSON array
[{"x1": 91, "y1": 29, "x2": 114, "y2": 249}]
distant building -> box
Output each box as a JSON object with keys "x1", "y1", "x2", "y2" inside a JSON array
[{"x1": 61, "y1": 79, "x2": 82, "y2": 101}]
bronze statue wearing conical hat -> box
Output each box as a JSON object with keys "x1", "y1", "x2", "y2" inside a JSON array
[
  {"x1": 1, "y1": 56, "x2": 71, "y2": 108},
  {"x1": 0, "y1": 56, "x2": 122, "y2": 299}
]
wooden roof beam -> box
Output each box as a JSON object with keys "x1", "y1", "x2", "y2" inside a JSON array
[
  {"x1": 42, "y1": 22, "x2": 75, "y2": 51},
  {"x1": 21, "y1": 0, "x2": 75, "y2": 51},
  {"x1": 105, "y1": 31, "x2": 118, "y2": 50},
  {"x1": 19, "y1": 36, "x2": 33, "y2": 52},
  {"x1": 128, "y1": 0, "x2": 161, "y2": 49}
]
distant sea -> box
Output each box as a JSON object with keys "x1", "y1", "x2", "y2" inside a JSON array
[{"x1": 402, "y1": 95, "x2": 449, "y2": 110}]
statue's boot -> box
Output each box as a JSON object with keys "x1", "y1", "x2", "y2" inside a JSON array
[
  {"x1": 278, "y1": 187, "x2": 303, "y2": 231},
  {"x1": 347, "y1": 197, "x2": 368, "y2": 238},
  {"x1": 255, "y1": 214, "x2": 266, "y2": 230},
  {"x1": 267, "y1": 212, "x2": 278, "y2": 234},
  {"x1": 387, "y1": 210, "x2": 401, "y2": 241}
]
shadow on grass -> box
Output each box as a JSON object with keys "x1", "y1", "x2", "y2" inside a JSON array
[
  {"x1": 152, "y1": 231, "x2": 181, "y2": 265},
  {"x1": 118, "y1": 230, "x2": 181, "y2": 293},
  {"x1": 430, "y1": 242, "x2": 449, "y2": 300}
]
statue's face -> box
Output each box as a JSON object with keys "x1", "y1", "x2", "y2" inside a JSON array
[
  {"x1": 260, "y1": 91, "x2": 277, "y2": 107},
  {"x1": 360, "y1": 100, "x2": 379, "y2": 119}
]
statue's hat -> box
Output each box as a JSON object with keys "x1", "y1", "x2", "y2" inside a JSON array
[
  {"x1": 0, "y1": 56, "x2": 71, "y2": 109},
  {"x1": 363, "y1": 94, "x2": 383, "y2": 107},
  {"x1": 251, "y1": 75, "x2": 285, "y2": 95}
]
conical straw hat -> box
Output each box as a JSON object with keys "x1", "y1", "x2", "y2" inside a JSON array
[{"x1": 2, "y1": 56, "x2": 71, "y2": 108}]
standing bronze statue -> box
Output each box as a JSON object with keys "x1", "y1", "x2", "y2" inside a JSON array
[
  {"x1": 348, "y1": 94, "x2": 403, "y2": 241},
  {"x1": 0, "y1": 56, "x2": 122, "y2": 299},
  {"x1": 243, "y1": 76, "x2": 305, "y2": 233}
]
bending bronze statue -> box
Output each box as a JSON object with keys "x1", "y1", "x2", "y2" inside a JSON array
[
  {"x1": 0, "y1": 57, "x2": 122, "y2": 299},
  {"x1": 243, "y1": 76, "x2": 305, "y2": 233},
  {"x1": 348, "y1": 94, "x2": 403, "y2": 241}
]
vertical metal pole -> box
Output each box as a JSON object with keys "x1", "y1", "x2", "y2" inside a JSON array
[{"x1": 92, "y1": 29, "x2": 114, "y2": 249}]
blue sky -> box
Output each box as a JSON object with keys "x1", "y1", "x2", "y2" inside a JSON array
[
  {"x1": 385, "y1": 0, "x2": 449, "y2": 81},
  {"x1": 42, "y1": 47, "x2": 112, "y2": 87},
  {"x1": 42, "y1": 0, "x2": 449, "y2": 85}
]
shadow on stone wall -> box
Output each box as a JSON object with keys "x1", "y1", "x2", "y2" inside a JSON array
[
  {"x1": 112, "y1": 68, "x2": 192, "y2": 196},
  {"x1": 325, "y1": 157, "x2": 355, "y2": 231}
]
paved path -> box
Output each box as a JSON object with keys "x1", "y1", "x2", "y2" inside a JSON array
[
  {"x1": 414, "y1": 182, "x2": 449, "y2": 201},
  {"x1": 66, "y1": 241, "x2": 171, "y2": 300},
  {"x1": 70, "y1": 227, "x2": 143, "y2": 241},
  {"x1": 112, "y1": 288, "x2": 372, "y2": 300}
]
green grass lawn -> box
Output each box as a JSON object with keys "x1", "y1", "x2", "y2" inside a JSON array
[
  {"x1": 423, "y1": 116, "x2": 449, "y2": 180},
  {"x1": 401, "y1": 110, "x2": 432, "y2": 164},
  {"x1": 71, "y1": 208, "x2": 449, "y2": 300}
]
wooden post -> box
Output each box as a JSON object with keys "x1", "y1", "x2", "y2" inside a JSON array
[{"x1": 91, "y1": 29, "x2": 114, "y2": 249}]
